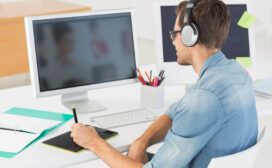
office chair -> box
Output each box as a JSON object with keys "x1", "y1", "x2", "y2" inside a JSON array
[{"x1": 208, "y1": 127, "x2": 268, "y2": 168}]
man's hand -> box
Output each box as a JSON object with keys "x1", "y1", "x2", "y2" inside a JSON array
[
  {"x1": 70, "y1": 123, "x2": 101, "y2": 151},
  {"x1": 127, "y1": 137, "x2": 149, "y2": 163}
]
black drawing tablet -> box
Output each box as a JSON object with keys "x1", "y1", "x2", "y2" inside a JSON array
[{"x1": 43, "y1": 126, "x2": 118, "y2": 152}]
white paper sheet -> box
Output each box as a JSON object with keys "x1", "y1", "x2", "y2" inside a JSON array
[
  {"x1": 0, "y1": 113, "x2": 59, "y2": 133},
  {"x1": 0, "y1": 113, "x2": 60, "y2": 153},
  {"x1": 0, "y1": 129, "x2": 38, "y2": 153}
]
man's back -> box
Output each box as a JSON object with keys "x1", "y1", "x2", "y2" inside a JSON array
[
  {"x1": 144, "y1": 51, "x2": 258, "y2": 168},
  {"x1": 190, "y1": 51, "x2": 258, "y2": 167}
]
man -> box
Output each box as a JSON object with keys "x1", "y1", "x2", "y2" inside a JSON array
[{"x1": 71, "y1": 0, "x2": 258, "y2": 167}]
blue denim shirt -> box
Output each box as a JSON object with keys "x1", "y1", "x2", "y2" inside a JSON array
[{"x1": 144, "y1": 51, "x2": 258, "y2": 168}]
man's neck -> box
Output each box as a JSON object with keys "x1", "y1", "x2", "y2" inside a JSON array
[{"x1": 190, "y1": 46, "x2": 219, "y2": 75}]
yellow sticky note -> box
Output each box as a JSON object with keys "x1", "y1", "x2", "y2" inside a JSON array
[
  {"x1": 237, "y1": 11, "x2": 256, "y2": 29},
  {"x1": 236, "y1": 57, "x2": 252, "y2": 68}
]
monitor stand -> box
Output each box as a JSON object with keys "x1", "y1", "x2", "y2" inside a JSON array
[{"x1": 61, "y1": 91, "x2": 107, "y2": 114}]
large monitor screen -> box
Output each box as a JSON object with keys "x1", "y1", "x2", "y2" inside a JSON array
[
  {"x1": 32, "y1": 13, "x2": 137, "y2": 92},
  {"x1": 160, "y1": 4, "x2": 250, "y2": 62}
]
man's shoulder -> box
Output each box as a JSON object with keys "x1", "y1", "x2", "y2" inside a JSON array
[{"x1": 195, "y1": 58, "x2": 251, "y2": 96}]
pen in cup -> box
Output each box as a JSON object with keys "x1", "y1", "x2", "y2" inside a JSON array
[{"x1": 137, "y1": 68, "x2": 165, "y2": 87}]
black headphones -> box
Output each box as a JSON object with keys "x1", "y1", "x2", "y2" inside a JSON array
[{"x1": 181, "y1": 0, "x2": 199, "y2": 47}]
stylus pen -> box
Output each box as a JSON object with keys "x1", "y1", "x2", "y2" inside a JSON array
[{"x1": 72, "y1": 107, "x2": 78, "y2": 123}]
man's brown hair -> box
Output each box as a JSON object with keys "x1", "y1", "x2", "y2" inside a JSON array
[{"x1": 176, "y1": 0, "x2": 230, "y2": 49}]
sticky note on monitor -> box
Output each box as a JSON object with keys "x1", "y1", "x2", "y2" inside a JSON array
[
  {"x1": 238, "y1": 11, "x2": 256, "y2": 28},
  {"x1": 236, "y1": 57, "x2": 252, "y2": 68},
  {"x1": 236, "y1": 57, "x2": 255, "y2": 80}
]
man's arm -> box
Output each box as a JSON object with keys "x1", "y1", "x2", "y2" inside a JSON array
[
  {"x1": 138, "y1": 114, "x2": 172, "y2": 146},
  {"x1": 91, "y1": 136, "x2": 143, "y2": 168},
  {"x1": 71, "y1": 115, "x2": 172, "y2": 167},
  {"x1": 145, "y1": 89, "x2": 224, "y2": 168},
  {"x1": 71, "y1": 124, "x2": 143, "y2": 168},
  {"x1": 127, "y1": 114, "x2": 172, "y2": 162}
]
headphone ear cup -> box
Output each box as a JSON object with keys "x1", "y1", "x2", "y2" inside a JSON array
[{"x1": 181, "y1": 23, "x2": 199, "y2": 47}]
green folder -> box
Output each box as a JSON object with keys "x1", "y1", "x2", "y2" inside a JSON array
[{"x1": 0, "y1": 107, "x2": 73, "y2": 158}]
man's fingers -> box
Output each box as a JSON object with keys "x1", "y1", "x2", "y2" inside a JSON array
[
  {"x1": 71, "y1": 123, "x2": 83, "y2": 129},
  {"x1": 71, "y1": 123, "x2": 77, "y2": 129}
]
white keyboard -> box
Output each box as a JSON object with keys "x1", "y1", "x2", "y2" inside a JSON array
[{"x1": 90, "y1": 109, "x2": 157, "y2": 128}]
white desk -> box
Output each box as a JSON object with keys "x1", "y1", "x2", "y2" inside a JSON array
[{"x1": 1, "y1": 83, "x2": 272, "y2": 168}]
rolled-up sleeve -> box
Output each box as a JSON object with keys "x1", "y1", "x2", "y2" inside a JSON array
[
  {"x1": 165, "y1": 100, "x2": 182, "y2": 120},
  {"x1": 144, "y1": 89, "x2": 224, "y2": 168}
]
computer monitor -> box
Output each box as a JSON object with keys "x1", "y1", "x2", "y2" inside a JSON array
[
  {"x1": 154, "y1": 0, "x2": 256, "y2": 84},
  {"x1": 25, "y1": 9, "x2": 139, "y2": 113}
]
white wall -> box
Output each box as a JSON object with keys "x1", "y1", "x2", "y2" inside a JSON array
[
  {"x1": 62, "y1": 0, "x2": 180, "y2": 41},
  {"x1": 248, "y1": 0, "x2": 272, "y2": 79},
  {"x1": 63, "y1": 0, "x2": 272, "y2": 41}
]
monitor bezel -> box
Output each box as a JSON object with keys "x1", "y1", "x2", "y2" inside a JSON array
[
  {"x1": 153, "y1": 0, "x2": 256, "y2": 84},
  {"x1": 25, "y1": 9, "x2": 140, "y2": 98}
]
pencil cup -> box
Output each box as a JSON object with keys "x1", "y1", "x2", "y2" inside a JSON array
[{"x1": 141, "y1": 84, "x2": 164, "y2": 109}]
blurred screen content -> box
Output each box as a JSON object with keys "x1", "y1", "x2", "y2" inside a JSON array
[{"x1": 33, "y1": 13, "x2": 137, "y2": 91}]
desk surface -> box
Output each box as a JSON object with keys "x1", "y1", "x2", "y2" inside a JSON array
[{"x1": 1, "y1": 83, "x2": 272, "y2": 168}]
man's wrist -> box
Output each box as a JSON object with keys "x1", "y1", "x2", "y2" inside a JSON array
[{"x1": 87, "y1": 136, "x2": 104, "y2": 152}]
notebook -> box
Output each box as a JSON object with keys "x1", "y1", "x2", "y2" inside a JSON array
[
  {"x1": 0, "y1": 113, "x2": 60, "y2": 153},
  {"x1": 0, "y1": 107, "x2": 73, "y2": 158}
]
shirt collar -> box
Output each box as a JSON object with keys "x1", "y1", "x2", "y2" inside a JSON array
[{"x1": 199, "y1": 50, "x2": 226, "y2": 79}]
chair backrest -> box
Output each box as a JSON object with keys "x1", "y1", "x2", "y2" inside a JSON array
[{"x1": 208, "y1": 127, "x2": 268, "y2": 168}]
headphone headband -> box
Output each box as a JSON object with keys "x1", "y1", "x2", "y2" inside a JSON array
[{"x1": 183, "y1": 0, "x2": 197, "y2": 24}]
